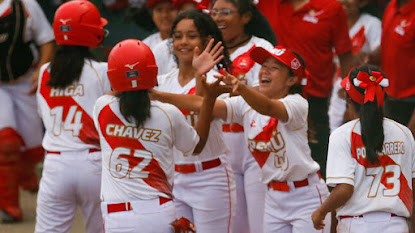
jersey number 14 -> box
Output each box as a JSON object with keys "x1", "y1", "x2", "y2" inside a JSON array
[{"x1": 50, "y1": 105, "x2": 83, "y2": 136}]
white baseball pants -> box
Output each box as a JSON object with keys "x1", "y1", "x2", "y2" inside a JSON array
[
  {"x1": 264, "y1": 172, "x2": 331, "y2": 233},
  {"x1": 101, "y1": 198, "x2": 176, "y2": 233},
  {"x1": 35, "y1": 150, "x2": 103, "y2": 233},
  {"x1": 337, "y1": 212, "x2": 408, "y2": 233}
]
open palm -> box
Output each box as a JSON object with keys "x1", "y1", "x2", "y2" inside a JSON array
[{"x1": 192, "y1": 38, "x2": 224, "y2": 76}]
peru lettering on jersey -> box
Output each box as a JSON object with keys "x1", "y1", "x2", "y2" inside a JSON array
[
  {"x1": 36, "y1": 60, "x2": 111, "y2": 152},
  {"x1": 224, "y1": 94, "x2": 320, "y2": 184},
  {"x1": 156, "y1": 68, "x2": 229, "y2": 163},
  {"x1": 326, "y1": 119, "x2": 415, "y2": 218},
  {"x1": 93, "y1": 95, "x2": 199, "y2": 202},
  {"x1": 229, "y1": 36, "x2": 274, "y2": 87}
]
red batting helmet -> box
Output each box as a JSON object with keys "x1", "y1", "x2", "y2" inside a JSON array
[
  {"x1": 107, "y1": 39, "x2": 158, "y2": 92},
  {"x1": 53, "y1": 0, "x2": 107, "y2": 48}
]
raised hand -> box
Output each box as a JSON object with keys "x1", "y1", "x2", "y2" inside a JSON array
[
  {"x1": 220, "y1": 70, "x2": 245, "y2": 96},
  {"x1": 201, "y1": 74, "x2": 232, "y2": 99},
  {"x1": 192, "y1": 38, "x2": 224, "y2": 76}
]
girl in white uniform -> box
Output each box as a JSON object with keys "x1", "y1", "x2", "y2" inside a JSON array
[
  {"x1": 312, "y1": 65, "x2": 415, "y2": 233},
  {"x1": 211, "y1": 0, "x2": 274, "y2": 232},
  {"x1": 35, "y1": 1, "x2": 109, "y2": 232},
  {"x1": 143, "y1": 0, "x2": 178, "y2": 51},
  {"x1": 152, "y1": 45, "x2": 331, "y2": 233},
  {"x1": 156, "y1": 10, "x2": 237, "y2": 233},
  {"x1": 93, "y1": 38, "x2": 220, "y2": 233},
  {"x1": 328, "y1": 0, "x2": 381, "y2": 132},
  {"x1": 152, "y1": 0, "x2": 209, "y2": 76}
]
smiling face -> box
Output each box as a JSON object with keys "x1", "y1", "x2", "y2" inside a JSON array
[
  {"x1": 258, "y1": 57, "x2": 298, "y2": 99},
  {"x1": 172, "y1": 19, "x2": 205, "y2": 65},
  {"x1": 211, "y1": 0, "x2": 249, "y2": 44},
  {"x1": 152, "y1": 1, "x2": 178, "y2": 38}
]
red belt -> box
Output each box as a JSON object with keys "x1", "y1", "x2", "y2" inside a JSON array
[
  {"x1": 340, "y1": 213, "x2": 398, "y2": 220},
  {"x1": 268, "y1": 171, "x2": 322, "y2": 192},
  {"x1": 175, "y1": 158, "x2": 221, "y2": 174},
  {"x1": 46, "y1": 148, "x2": 101, "y2": 154},
  {"x1": 107, "y1": 197, "x2": 171, "y2": 214},
  {"x1": 222, "y1": 124, "x2": 244, "y2": 132}
]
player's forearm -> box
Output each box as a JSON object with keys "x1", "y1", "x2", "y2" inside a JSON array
[
  {"x1": 238, "y1": 83, "x2": 288, "y2": 121},
  {"x1": 367, "y1": 46, "x2": 381, "y2": 66},
  {"x1": 318, "y1": 184, "x2": 354, "y2": 216},
  {"x1": 339, "y1": 52, "x2": 357, "y2": 78},
  {"x1": 37, "y1": 42, "x2": 54, "y2": 68},
  {"x1": 156, "y1": 91, "x2": 203, "y2": 112},
  {"x1": 193, "y1": 96, "x2": 216, "y2": 154}
]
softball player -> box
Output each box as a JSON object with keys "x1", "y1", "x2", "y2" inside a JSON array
[
  {"x1": 312, "y1": 65, "x2": 415, "y2": 233},
  {"x1": 0, "y1": 0, "x2": 54, "y2": 222},
  {"x1": 211, "y1": 0, "x2": 274, "y2": 232},
  {"x1": 143, "y1": 0, "x2": 177, "y2": 51},
  {"x1": 152, "y1": 0, "x2": 209, "y2": 76},
  {"x1": 152, "y1": 45, "x2": 331, "y2": 233},
  {"x1": 93, "y1": 38, "x2": 220, "y2": 233},
  {"x1": 35, "y1": 1, "x2": 109, "y2": 232},
  {"x1": 156, "y1": 10, "x2": 237, "y2": 233},
  {"x1": 328, "y1": 0, "x2": 382, "y2": 132}
]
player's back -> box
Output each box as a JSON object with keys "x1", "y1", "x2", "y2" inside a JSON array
[
  {"x1": 334, "y1": 118, "x2": 415, "y2": 218},
  {"x1": 93, "y1": 95, "x2": 199, "y2": 202},
  {"x1": 37, "y1": 59, "x2": 110, "y2": 152}
]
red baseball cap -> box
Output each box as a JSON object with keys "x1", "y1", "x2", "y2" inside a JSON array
[
  {"x1": 172, "y1": 0, "x2": 209, "y2": 9},
  {"x1": 146, "y1": 0, "x2": 173, "y2": 8},
  {"x1": 250, "y1": 45, "x2": 306, "y2": 79}
]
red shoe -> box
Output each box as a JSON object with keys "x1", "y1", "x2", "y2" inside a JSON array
[{"x1": 0, "y1": 207, "x2": 22, "y2": 223}]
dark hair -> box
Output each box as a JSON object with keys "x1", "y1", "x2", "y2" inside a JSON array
[
  {"x1": 348, "y1": 65, "x2": 385, "y2": 164},
  {"x1": 287, "y1": 51, "x2": 305, "y2": 95},
  {"x1": 47, "y1": 45, "x2": 95, "y2": 88},
  {"x1": 217, "y1": 0, "x2": 278, "y2": 45},
  {"x1": 117, "y1": 90, "x2": 151, "y2": 128},
  {"x1": 171, "y1": 9, "x2": 232, "y2": 70},
  {"x1": 126, "y1": 5, "x2": 157, "y2": 33}
]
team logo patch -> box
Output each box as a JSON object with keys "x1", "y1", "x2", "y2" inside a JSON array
[
  {"x1": 59, "y1": 18, "x2": 71, "y2": 24},
  {"x1": 302, "y1": 9, "x2": 324, "y2": 24},
  {"x1": 125, "y1": 62, "x2": 140, "y2": 69},
  {"x1": 345, "y1": 80, "x2": 350, "y2": 91},
  {"x1": 394, "y1": 19, "x2": 411, "y2": 36},
  {"x1": 60, "y1": 25, "x2": 71, "y2": 32},
  {"x1": 126, "y1": 70, "x2": 139, "y2": 78},
  {"x1": 272, "y1": 48, "x2": 286, "y2": 56},
  {"x1": 291, "y1": 58, "x2": 301, "y2": 70}
]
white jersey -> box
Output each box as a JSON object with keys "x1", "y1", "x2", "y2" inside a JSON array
[
  {"x1": 229, "y1": 36, "x2": 273, "y2": 87},
  {"x1": 329, "y1": 13, "x2": 381, "y2": 133},
  {"x1": 0, "y1": 0, "x2": 54, "y2": 45},
  {"x1": 224, "y1": 94, "x2": 320, "y2": 183},
  {"x1": 143, "y1": 32, "x2": 163, "y2": 52},
  {"x1": 152, "y1": 39, "x2": 177, "y2": 76},
  {"x1": 156, "y1": 68, "x2": 229, "y2": 162},
  {"x1": 93, "y1": 95, "x2": 199, "y2": 202},
  {"x1": 326, "y1": 118, "x2": 415, "y2": 218},
  {"x1": 36, "y1": 59, "x2": 111, "y2": 152},
  {"x1": 349, "y1": 13, "x2": 382, "y2": 54}
]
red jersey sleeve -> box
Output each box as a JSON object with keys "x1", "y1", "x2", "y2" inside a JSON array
[{"x1": 331, "y1": 4, "x2": 352, "y2": 55}]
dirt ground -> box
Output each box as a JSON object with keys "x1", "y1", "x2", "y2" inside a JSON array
[{"x1": 0, "y1": 174, "x2": 86, "y2": 233}]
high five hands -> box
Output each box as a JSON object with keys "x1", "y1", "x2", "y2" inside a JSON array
[{"x1": 192, "y1": 38, "x2": 224, "y2": 76}]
